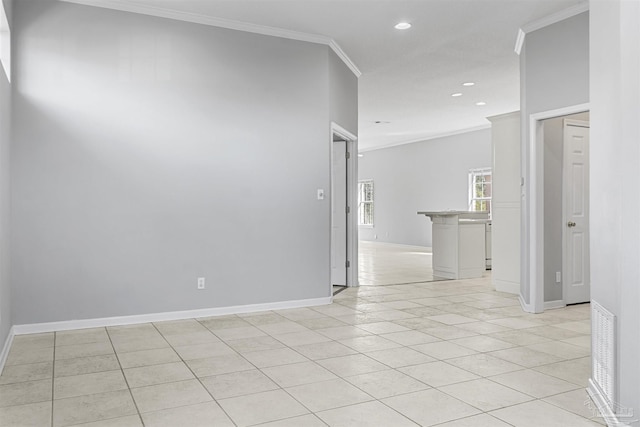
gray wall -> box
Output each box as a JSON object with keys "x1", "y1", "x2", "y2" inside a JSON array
[
  {"x1": 521, "y1": 13, "x2": 590, "y2": 116},
  {"x1": 329, "y1": 51, "x2": 357, "y2": 134},
  {"x1": 358, "y1": 128, "x2": 491, "y2": 247},
  {"x1": 542, "y1": 112, "x2": 589, "y2": 303},
  {"x1": 590, "y1": 0, "x2": 640, "y2": 419},
  {"x1": 519, "y1": 11, "x2": 589, "y2": 304},
  {"x1": 11, "y1": 1, "x2": 356, "y2": 324},
  {"x1": 0, "y1": 0, "x2": 12, "y2": 349}
]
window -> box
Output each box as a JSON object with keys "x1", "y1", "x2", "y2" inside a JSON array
[
  {"x1": 469, "y1": 168, "x2": 492, "y2": 214},
  {"x1": 358, "y1": 180, "x2": 374, "y2": 226},
  {"x1": 0, "y1": 0, "x2": 9, "y2": 81}
]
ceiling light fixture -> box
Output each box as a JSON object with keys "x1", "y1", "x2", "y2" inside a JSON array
[
  {"x1": 394, "y1": 22, "x2": 411, "y2": 30},
  {"x1": 476, "y1": 101, "x2": 487, "y2": 106},
  {"x1": 451, "y1": 93, "x2": 463, "y2": 97},
  {"x1": 463, "y1": 82, "x2": 475, "y2": 86}
]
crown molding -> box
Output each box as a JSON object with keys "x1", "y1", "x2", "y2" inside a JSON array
[
  {"x1": 514, "y1": 1, "x2": 589, "y2": 56},
  {"x1": 329, "y1": 40, "x2": 361, "y2": 78},
  {"x1": 514, "y1": 28, "x2": 525, "y2": 55},
  {"x1": 60, "y1": 0, "x2": 361, "y2": 77},
  {"x1": 359, "y1": 124, "x2": 492, "y2": 153}
]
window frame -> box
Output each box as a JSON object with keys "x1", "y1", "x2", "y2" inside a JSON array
[
  {"x1": 358, "y1": 179, "x2": 374, "y2": 227},
  {"x1": 468, "y1": 167, "x2": 492, "y2": 214}
]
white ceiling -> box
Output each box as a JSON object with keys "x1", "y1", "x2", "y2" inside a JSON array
[{"x1": 69, "y1": 0, "x2": 586, "y2": 150}]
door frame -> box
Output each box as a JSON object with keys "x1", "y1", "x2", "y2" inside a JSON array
[
  {"x1": 523, "y1": 103, "x2": 589, "y2": 313},
  {"x1": 562, "y1": 119, "x2": 590, "y2": 305},
  {"x1": 330, "y1": 122, "x2": 358, "y2": 291}
]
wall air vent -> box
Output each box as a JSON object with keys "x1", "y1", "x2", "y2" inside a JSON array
[{"x1": 591, "y1": 300, "x2": 616, "y2": 406}]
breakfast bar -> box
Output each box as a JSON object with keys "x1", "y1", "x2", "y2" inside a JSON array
[{"x1": 417, "y1": 211, "x2": 489, "y2": 280}]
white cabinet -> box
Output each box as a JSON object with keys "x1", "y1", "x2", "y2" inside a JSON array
[
  {"x1": 487, "y1": 111, "x2": 521, "y2": 294},
  {"x1": 418, "y1": 211, "x2": 488, "y2": 280}
]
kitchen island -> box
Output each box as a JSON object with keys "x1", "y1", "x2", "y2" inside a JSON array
[{"x1": 417, "y1": 211, "x2": 489, "y2": 280}]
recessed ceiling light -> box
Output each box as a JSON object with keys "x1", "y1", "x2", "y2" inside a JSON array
[
  {"x1": 463, "y1": 82, "x2": 475, "y2": 86},
  {"x1": 476, "y1": 101, "x2": 487, "y2": 106},
  {"x1": 451, "y1": 93, "x2": 463, "y2": 97},
  {"x1": 358, "y1": 154, "x2": 364, "y2": 158},
  {"x1": 394, "y1": 22, "x2": 412, "y2": 30}
]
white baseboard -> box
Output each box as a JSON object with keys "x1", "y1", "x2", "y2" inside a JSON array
[
  {"x1": 0, "y1": 326, "x2": 15, "y2": 375},
  {"x1": 12, "y1": 296, "x2": 333, "y2": 335},
  {"x1": 544, "y1": 300, "x2": 566, "y2": 310},
  {"x1": 494, "y1": 279, "x2": 520, "y2": 295},
  {"x1": 587, "y1": 380, "x2": 633, "y2": 427},
  {"x1": 519, "y1": 294, "x2": 534, "y2": 313}
]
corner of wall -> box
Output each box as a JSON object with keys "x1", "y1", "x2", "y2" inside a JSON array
[{"x1": 0, "y1": 325, "x2": 14, "y2": 375}]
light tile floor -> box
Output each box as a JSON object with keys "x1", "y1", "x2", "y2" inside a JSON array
[
  {"x1": 359, "y1": 241, "x2": 442, "y2": 285},
  {"x1": 0, "y1": 248, "x2": 604, "y2": 426}
]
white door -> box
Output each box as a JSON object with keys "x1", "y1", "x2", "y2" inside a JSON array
[
  {"x1": 331, "y1": 139, "x2": 347, "y2": 286},
  {"x1": 563, "y1": 120, "x2": 590, "y2": 304}
]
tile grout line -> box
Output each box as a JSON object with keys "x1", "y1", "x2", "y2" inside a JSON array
[
  {"x1": 50, "y1": 332, "x2": 56, "y2": 427},
  {"x1": 105, "y1": 326, "x2": 146, "y2": 427},
  {"x1": 196, "y1": 316, "x2": 402, "y2": 425},
  {"x1": 193, "y1": 314, "x2": 348, "y2": 424},
  {"x1": 157, "y1": 319, "x2": 240, "y2": 427},
  {"x1": 325, "y1": 283, "x2": 597, "y2": 425}
]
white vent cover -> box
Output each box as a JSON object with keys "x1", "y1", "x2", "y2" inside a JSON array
[{"x1": 592, "y1": 301, "x2": 616, "y2": 406}]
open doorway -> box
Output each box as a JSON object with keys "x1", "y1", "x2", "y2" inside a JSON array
[
  {"x1": 355, "y1": 145, "x2": 492, "y2": 287},
  {"x1": 541, "y1": 113, "x2": 590, "y2": 308},
  {"x1": 526, "y1": 106, "x2": 590, "y2": 312},
  {"x1": 330, "y1": 124, "x2": 358, "y2": 296}
]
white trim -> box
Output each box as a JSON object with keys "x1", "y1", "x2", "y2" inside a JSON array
[
  {"x1": 359, "y1": 124, "x2": 491, "y2": 153},
  {"x1": 514, "y1": 28, "x2": 525, "y2": 55},
  {"x1": 348, "y1": 137, "x2": 359, "y2": 288},
  {"x1": 515, "y1": 2, "x2": 589, "y2": 56},
  {"x1": 544, "y1": 300, "x2": 566, "y2": 310},
  {"x1": 0, "y1": 327, "x2": 15, "y2": 375},
  {"x1": 528, "y1": 117, "x2": 545, "y2": 313},
  {"x1": 494, "y1": 280, "x2": 520, "y2": 295},
  {"x1": 59, "y1": 0, "x2": 361, "y2": 78},
  {"x1": 0, "y1": 0, "x2": 10, "y2": 82},
  {"x1": 518, "y1": 294, "x2": 533, "y2": 313},
  {"x1": 331, "y1": 122, "x2": 359, "y2": 288},
  {"x1": 587, "y1": 380, "x2": 631, "y2": 427},
  {"x1": 12, "y1": 297, "x2": 332, "y2": 335},
  {"x1": 525, "y1": 103, "x2": 590, "y2": 314},
  {"x1": 331, "y1": 123, "x2": 357, "y2": 143},
  {"x1": 522, "y1": 2, "x2": 590, "y2": 34},
  {"x1": 329, "y1": 40, "x2": 361, "y2": 78}
]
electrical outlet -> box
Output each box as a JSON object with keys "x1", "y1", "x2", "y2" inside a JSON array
[
  {"x1": 556, "y1": 272, "x2": 561, "y2": 283},
  {"x1": 197, "y1": 277, "x2": 205, "y2": 290}
]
